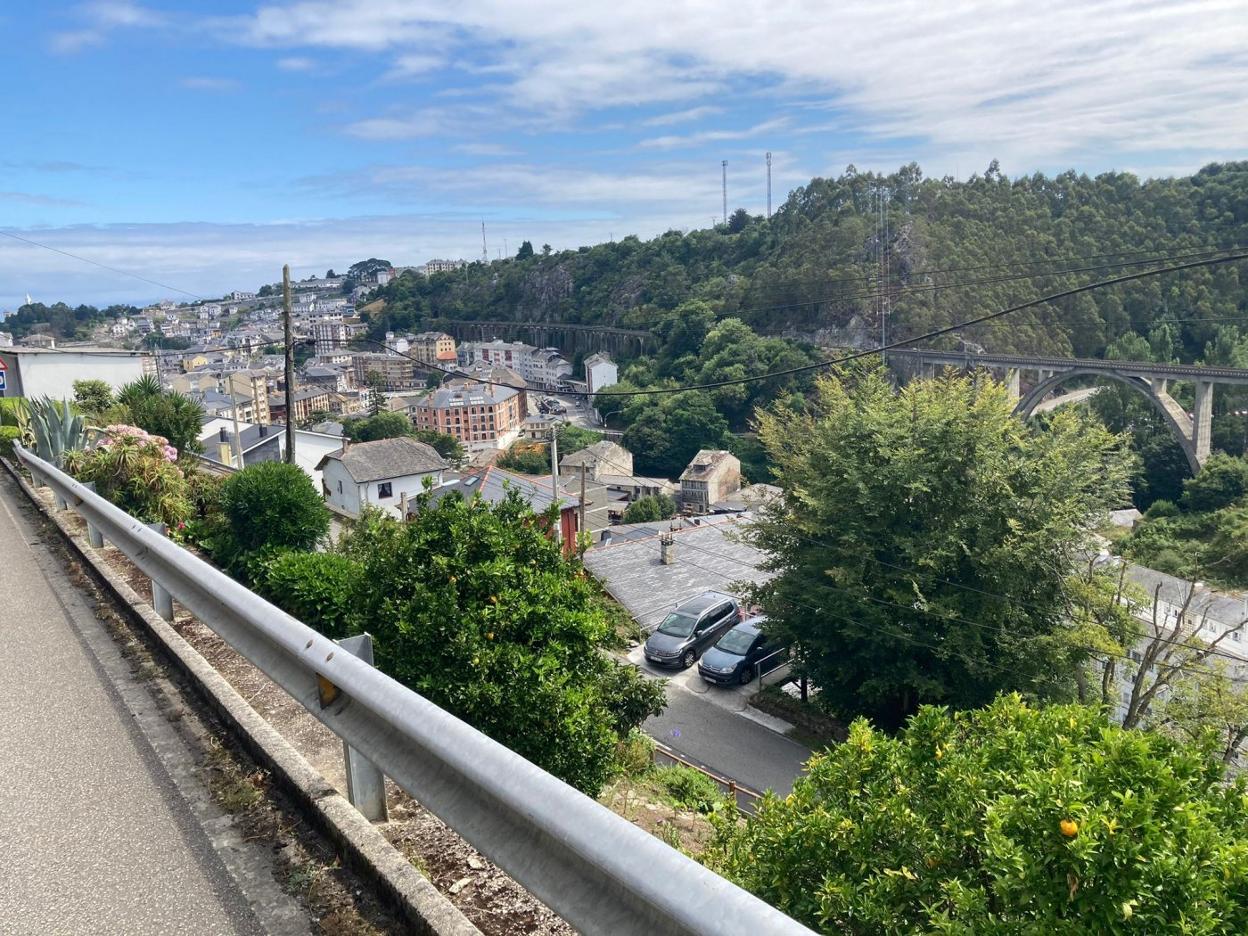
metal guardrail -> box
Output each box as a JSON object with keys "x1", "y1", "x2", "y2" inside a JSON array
[
  {"x1": 652, "y1": 741, "x2": 763, "y2": 815},
  {"x1": 14, "y1": 445, "x2": 813, "y2": 936}
]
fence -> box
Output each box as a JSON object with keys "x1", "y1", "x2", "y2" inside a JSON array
[
  {"x1": 651, "y1": 741, "x2": 763, "y2": 814},
  {"x1": 14, "y1": 444, "x2": 813, "y2": 936}
]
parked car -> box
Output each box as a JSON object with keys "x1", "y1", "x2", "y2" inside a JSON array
[
  {"x1": 643, "y1": 591, "x2": 741, "y2": 669},
  {"x1": 697, "y1": 616, "x2": 780, "y2": 686}
]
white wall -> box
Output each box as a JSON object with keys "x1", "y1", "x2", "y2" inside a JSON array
[
  {"x1": 321, "y1": 459, "x2": 363, "y2": 515},
  {"x1": 1, "y1": 350, "x2": 146, "y2": 399},
  {"x1": 360, "y1": 470, "x2": 444, "y2": 517},
  {"x1": 292, "y1": 430, "x2": 345, "y2": 493}
]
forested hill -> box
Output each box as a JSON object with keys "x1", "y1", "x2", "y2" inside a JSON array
[{"x1": 370, "y1": 161, "x2": 1247, "y2": 361}]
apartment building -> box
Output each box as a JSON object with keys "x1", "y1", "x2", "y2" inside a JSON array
[
  {"x1": 678, "y1": 450, "x2": 743, "y2": 514},
  {"x1": 352, "y1": 352, "x2": 418, "y2": 390},
  {"x1": 414, "y1": 382, "x2": 523, "y2": 452}
]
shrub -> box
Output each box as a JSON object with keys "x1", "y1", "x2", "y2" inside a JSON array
[
  {"x1": 65, "y1": 424, "x2": 192, "y2": 526},
  {"x1": 497, "y1": 444, "x2": 550, "y2": 475},
  {"x1": 0, "y1": 425, "x2": 20, "y2": 459},
  {"x1": 258, "y1": 551, "x2": 363, "y2": 639},
  {"x1": 708, "y1": 695, "x2": 1248, "y2": 934},
  {"x1": 1144, "y1": 498, "x2": 1179, "y2": 519},
  {"x1": 220, "y1": 461, "x2": 329, "y2": 554},
  {"x1": 658, "y1": 765, "x2": 724, "y2": 814}
]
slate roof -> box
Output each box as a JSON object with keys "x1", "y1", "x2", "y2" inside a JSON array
[
  {"x1": 315, "y1": 436, "x2": 446, "y2": 483},
  {"x1": 430, "y1": 466, "x2": 578, "y2": 512},
  {"x1": 559, "y1": 440, "x2": 630, "y2": 470},
  {"x1": 679, "y1": 449, "x2": 736, "y2": 482},
  {"x1": 423, "y1": 383, "x2": 519, "y2": 408},
  {"x1": 583, "y1": 514, "x2": 773, "y2": 631}
]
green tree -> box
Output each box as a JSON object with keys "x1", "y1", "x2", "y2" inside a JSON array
[
  {"x1": 622, "y1": 391, "x2": 731, "y2": 478},
  {"x1": 343, "y1": 411, "x2": 413, "y2": 442},
  {"x1": 749, "y1": 369, "x2": 1133, "y2": 728},
  {"x1": 1181, "y1": 453, "x2": 1248, "y2": 512},
  {"x1": 412, "y1": 428, "x2": 465, "y2": 465},
  {"x1": 708, "y1": 695, "x2": 1248, "y2": 934},
  {"x1": 337, "y1": 489, "x2": 665, "y2": 794},
  {"x1": 621, "y1": 493, "x2": 677, "y2": 523},
  {"x1": 516, "y1": 240, "x2": 534, "y2": 260},
  {"x1": 72, "y1": 379, "x2": 113, "y2": 417},
  {"x1": 556, "y1": 423, "x2": 602, "y2": 456},
  {"x1": 365, "y1": 371, "x2": 386, "y2": 417},
  {"x1": 112, "y1": 377, "x2": 205, "y2": 455}
]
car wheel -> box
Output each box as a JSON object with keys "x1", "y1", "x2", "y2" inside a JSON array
[
  {"x1": 680, "y1": 649, "x2": 696, "y2": 669},
  {"x1": 739, "y1": 666, "x2": 754, "y2": 685}
]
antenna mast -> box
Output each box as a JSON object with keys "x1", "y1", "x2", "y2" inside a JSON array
[
  {"x1": 721, "y1": 160, "x2": 728, "y2": 224},
  {"x1": 765, "y1": 152, "x2": 772, "y2": 218},
  {"x1": 481, "y1": 220, "x2": 488, "y2": 263}
]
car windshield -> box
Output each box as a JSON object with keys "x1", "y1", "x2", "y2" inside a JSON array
[
  {"x1": 715, "y1": 627, "x2": 756, "y2": 656},
  {"x1": 657, "y1": 612, "x2": 698, "y2": 637}
]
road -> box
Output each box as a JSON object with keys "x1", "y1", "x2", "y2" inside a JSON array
[
  {"x1": 641, "y1": 671, "x2": 812, "y2": 796},
  {"x1": 0, "y1": 473, "x2": 271, "y2": 935}
]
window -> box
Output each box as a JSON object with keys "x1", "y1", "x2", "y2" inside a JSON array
[{"x1": 377, "y1": 482, "x2": 393, "y2": 499}]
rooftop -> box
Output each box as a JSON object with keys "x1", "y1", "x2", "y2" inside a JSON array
[
  {"x1": 432, "y1": 466, "x2": 579, "y2": 513},
  {"x1": 680, "y1": 449, "x2": 737, "y2": 482},
  {"x1": 583, "y1": 515, "x2": 772, "y2": 631},
  {"x1": 316, "y1": 436, "x2": 447, "y2": 483},
  {"x1": 423, "y1": 383, "x2": 519, "y2": 408}
]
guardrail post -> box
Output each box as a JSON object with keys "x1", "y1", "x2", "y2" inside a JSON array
[
  {"x1": 78, "y1": 481, "x2": 105, "y2": 547},
  {"x1": 337, "y1": 633, "x2": 389, "y2": 822},
  {"x1": 145, "y1": 522, "x2": 175, "y2": 620}
]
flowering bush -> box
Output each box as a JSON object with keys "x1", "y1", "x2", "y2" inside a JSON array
[{"x1": 66, "y1": 424, "x2": 193, "y2": 527}]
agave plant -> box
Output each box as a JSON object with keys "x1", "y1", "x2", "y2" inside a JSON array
[{"x1": 28, "y1": 396, "x2": 88, "y2": 467}]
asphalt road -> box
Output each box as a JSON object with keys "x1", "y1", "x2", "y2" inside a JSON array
[
  {"x1": 644, "y1": 681, "x2": 812, "y2": 796},
  {"x1": 0, "y1": 474, "x2": 268, "y2": 935}
]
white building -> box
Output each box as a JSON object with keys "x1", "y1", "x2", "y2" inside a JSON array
[
  {"x1": 461, "y1": 340, "x2": 573, "y2": 390},
  {"x1": 316, "y1": 437, "x2": 447, "y2": 518},
  {"x1": 0, "y1": 347, "x2": 148, "y2": 399},
  {"x1": 584, "y1": 352, "x2": 618, "y2": 396},
  {"x1": 423, "y1": 258, "x2": 466, "y2": 274}
]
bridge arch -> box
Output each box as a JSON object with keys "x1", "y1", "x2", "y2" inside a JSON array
[{"x1": 1015, "y1": 369, "x2": 1200, "y2": 475}]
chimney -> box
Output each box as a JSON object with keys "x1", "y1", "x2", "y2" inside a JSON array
[
  {"x1": 258, "y1": 424, "x2": 267, "y2": 437},
  {"x1": 218, "y1": 427, "x2": 228, "y2": 442},
  {"x1": 341, "y1": 438, "x2": 350, "y2": 455},
  {"x1": 218, "y1": 440, "x2": 232, "y2": 464},
  {"x1": 659, "y1": 532, "x2": 675, "y2": 565}
]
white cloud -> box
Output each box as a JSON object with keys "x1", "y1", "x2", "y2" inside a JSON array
[
  {"x1": 385, "y1": 53, "x2": 444, "y2": 79},
  {"x1": 643, "y1": 106, "x2": 723, "y2": 127},
  {"x1": 453, "y1": 142, "x2": 522, "y2": 156},
  {"x1": 276, "y1": 56, "x2": 315, "y2": 71},
  {"x1": 0, "y1": 191, "x2": 85, "y2": 207},
  {"x1": 640, "y1": 118, "x2": 790, "y2": 150},
  {"x1": 179, "y1": 76, "x2": 240, "y2": 91},
  {"x1": 50, "y1": 1, "x2": 164, "y2": 53},
  {"x1": 216, "y1": 0, "x2": 1248, "y2": 169}
]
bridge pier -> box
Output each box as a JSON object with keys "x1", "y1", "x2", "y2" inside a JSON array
[
  {"x1": 1194, "y1": 380, "x2": 1214, "y2": 465},
  {"x1": 1004, "y1": 368, "x2": 1020, "y2": 402}
]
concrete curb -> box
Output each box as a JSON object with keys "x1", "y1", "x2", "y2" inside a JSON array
[{"x1": 2, "y1": 457, "x2": 480, "y2": 936}]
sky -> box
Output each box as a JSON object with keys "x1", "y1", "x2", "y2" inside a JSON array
[{"x1": 1, "y1": 0, "x2": 1246, "y2": 310}]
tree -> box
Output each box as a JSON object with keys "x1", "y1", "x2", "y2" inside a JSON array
[
  {"x1": 621, "y1": 493, "x2": 677, "y2": 523},
  {"x1": 726, "y1": 207, "x2": 750, "y2": 233},
  {"x1": 412, "y1": 428, "x2": 465, "y2": 465},
  {"x1": 555, "y1": 423, "x2": 601, "y2": 456},
  {"x1": 343, "y1": 411, "x2": 413, "y2": 443},
  {"x1": 336, "y1": 490, "x2": 665, "y2": 794},
  {"x1": 622, "y1": 391, "x2": 731, "y2": 478},
  {"x1": 748, "y1": 369, "x2": 1133, "y2": 728},
  {"x1": 1181, "y1": 453, "x2": 1248, "y2": 512},
  {"x1": 708, "y1": 695, "x2": 1248, "y2": 934},
  {"x1": 112, "y1": 377, "x2": 204, "y2": 456},
  {"x1": 365, "y1": 371, "x2": 386, "y2": 417},
  {"x1": 516, "y1": 240, "x2": 534, "y2": 260},
  {"x1": 72, "y1": 379, "x2": 113, "y2": 417}
]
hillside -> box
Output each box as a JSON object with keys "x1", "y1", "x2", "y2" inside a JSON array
[{"x1": 368, "y1": 161, "x2": 1248, "y2": 361}]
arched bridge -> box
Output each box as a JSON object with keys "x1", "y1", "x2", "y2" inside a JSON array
[
  {"x1": 430, "y1": 319, "x2": 655, "y2": 356},
  {"x1": 891, "y1": 349, "x2": 1248, "y2": 474}
]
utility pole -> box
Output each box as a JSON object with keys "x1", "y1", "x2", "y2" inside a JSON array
[
  {"x1": 765, "y1": 152, "x2": 772, "y2": 219},
  {"x1": 282, "y1": 264, "x2": 295, "y2": 464},
  {"x1": 579, "y1": 468, "x2": 586, "y2": 536},
  {"x1": 481, "y1": 220, "x2": 488, "y2": 263},
  {"x1": 229, "y1": 398, "x2": 244, "y2": 468},
  {"x1": 549, "y1": 428, "x2": 561, "y2": 546},
  {"x1": 721, "y1": 160, "x2": 728, "y2": 224}
]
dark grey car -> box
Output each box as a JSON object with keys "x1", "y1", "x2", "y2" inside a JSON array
[
  {"x1": 643, "y1": 591, "x2": 741, "y2": 669},
  {"x1": 697, "y1": 616, "x2": 780, "y2": 686}
]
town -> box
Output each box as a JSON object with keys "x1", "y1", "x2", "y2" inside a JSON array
[{"x1": 4, "y1": 3, "x2": 1248, "y2": 934}]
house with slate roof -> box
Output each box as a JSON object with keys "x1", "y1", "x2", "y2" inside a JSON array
[{"x1": 316, "y1": 436, "x2": 447, "y2": 518}]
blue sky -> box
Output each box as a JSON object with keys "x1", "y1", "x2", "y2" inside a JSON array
[{"x1": 2, "y1": 0, "x2": 1246, "y2": 309}]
